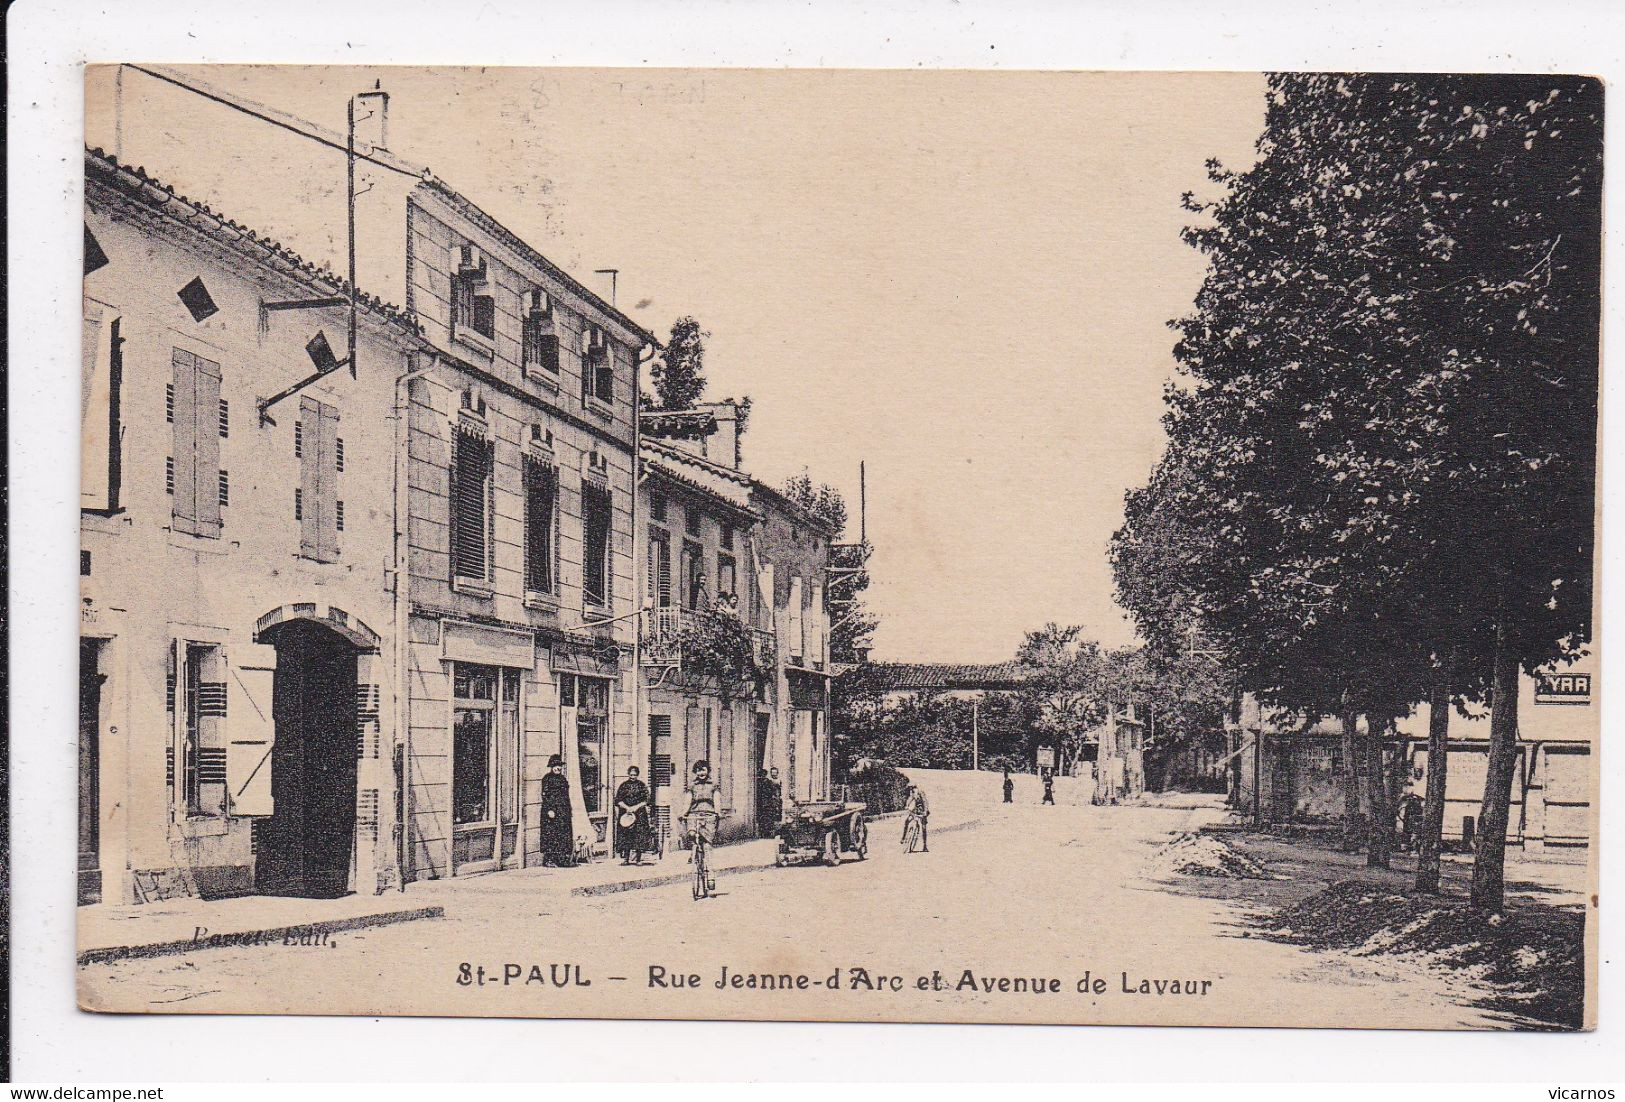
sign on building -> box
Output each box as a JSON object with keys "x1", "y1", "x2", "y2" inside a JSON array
[{"x1": 1535, "y1": 671, "x2": 1592, "y2": 706}]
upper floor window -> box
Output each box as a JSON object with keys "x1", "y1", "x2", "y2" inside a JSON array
[
  {"x1": 170, "y1": 348, "x2": 224, "y2": 539},
  {"x1": 452, "y1": 245, "x2": 495, "y2": 343},
  {"x1": 582, "y1": 482, "x2": 613, "y2": 607},
  {"x1": 523, "y1": 453, "x2": 558, "y2": 597},
  {"x1": 522, "y1": 290, "x2": 560, "y2": 375},
  {"x1": 451, "y1": 422, "x2": 494, "y2": 587},
  {"x1": 582, "y1": 325, "x2": 613, "y2": 407}
]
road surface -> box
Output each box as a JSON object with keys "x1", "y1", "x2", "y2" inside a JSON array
[{"x1": 80, "y1": 771, "x2": 1500, "y2": 1028}]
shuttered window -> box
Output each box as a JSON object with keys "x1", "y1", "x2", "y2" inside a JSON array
[
  {"x1": 170, "y1": 348, "x2": 222, "y2": 538},
  {"x1": 452, "y1": 424, "x2": 494, "y2": 584},
  {"x1": 297, "y1": 396, "x2": 341, "y2": 562},
  {"x1": 523, "y1": 454, "x2": 557, "y2": 595},
  {"x1": 647, "y1": 527, "x2": 673, "y2": 607},
  {"x1": 582, "y1": 482, "x2": 612, "y2": 606}
]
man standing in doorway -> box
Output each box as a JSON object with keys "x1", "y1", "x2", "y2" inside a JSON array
[{"x1": 540, "y1": 754, "x2": 574, "y2": 867}]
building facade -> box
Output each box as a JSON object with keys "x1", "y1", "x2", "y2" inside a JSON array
[
  {"x1": 397, "y1": 182, "x2": 656, "y2": 879},
  {"x1": 81, "y1": 148, "x2": 424, "y2": 904},
  {"x1": 1229, "y1": 670, "x2": 1595, "y2": 849}
]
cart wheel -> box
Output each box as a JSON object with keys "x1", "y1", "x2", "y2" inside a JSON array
[
  {"x1": 822, "y1": 830, "x2": 840, "y2": 866},
  {"x1": 853, "y1": 818, "x2": 868, "y2": 860}
]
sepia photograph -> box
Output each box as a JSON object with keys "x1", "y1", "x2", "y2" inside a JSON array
[{"x1": 69, "y1": 62, "x2": 1600, "y2": 1035}]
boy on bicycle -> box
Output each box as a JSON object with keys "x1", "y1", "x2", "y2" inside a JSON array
[{"x1": 684, "y1": 759, "x2": 721, "y2": 849}]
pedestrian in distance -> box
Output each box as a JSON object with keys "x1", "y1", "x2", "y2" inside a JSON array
[
  {"x1": 901, "y1": 784, "x2": 930, "y2": 853},
  {"x1": 614, "y1": 765, "x2": 653, "y2": 865},
  {"x1": 540, "y1": 754, "x2": 575, "y2": 867},
  {"x1": 1002, "y1": 767, "x2": 1014, "y2": 804},
  {"x1": 756, "y1": 766, "x2": 783, "y2": 836},
  {"x1": 1041, "y1": 768, "x2": 1055, "y2": 805}
]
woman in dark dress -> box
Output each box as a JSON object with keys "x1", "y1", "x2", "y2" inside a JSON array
[
  {"x1": 540, "y1": 754, "x2": 574, "y2": 867},
  {"x1": 614, "y1": 766, "x2": 653, "y2": 865}
]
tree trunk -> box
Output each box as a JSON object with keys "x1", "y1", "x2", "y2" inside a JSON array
[
  {"x1": 1415, "y1": 678, "x2": 1450, "y2": 893},
  {"x1": 1340, "y1": 709, "x2": 1364, "y2": 852},
  {"x1": 1471, "y1": 623, "x2": 1522, "y2": 913},
  {"x1": 1365, "y1": 715, "x2": 1392, "y2": 869}
]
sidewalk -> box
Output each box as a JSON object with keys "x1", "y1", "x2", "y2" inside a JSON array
[{"x1": 79, "y1": 812, "x2": 920, "y2": 965}]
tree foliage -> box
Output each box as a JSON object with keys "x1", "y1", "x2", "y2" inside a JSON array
[
  {"x1": 650, "y1": 316, "x2": 709, "y2": 410},
  {"x1": 1110, "y1": 74, "x2": 1601, "y2": 908}
]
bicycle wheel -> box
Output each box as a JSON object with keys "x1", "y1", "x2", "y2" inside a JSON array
[{"x1": 692, "y1": 841, "x2": 710, "y2": 899}]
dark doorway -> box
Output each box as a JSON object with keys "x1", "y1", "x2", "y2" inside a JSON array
[
  {"x1": 255, "y1": 620, "x2": 359, "y2": 898},
  {"x1": 79, "y1": 639, "x2": 105, "y2": 905}
]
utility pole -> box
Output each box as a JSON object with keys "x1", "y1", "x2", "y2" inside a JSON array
[
  {"x1": 972, "y1": 699, "x2": 979, "y2": 771},
  {"x1": 346, "y1": 94, "x2": 358, "y2": 379}
]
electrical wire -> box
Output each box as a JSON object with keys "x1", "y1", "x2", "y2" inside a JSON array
[{"x1": 123, "y1": 64, "x2": 427, "y2": 180}]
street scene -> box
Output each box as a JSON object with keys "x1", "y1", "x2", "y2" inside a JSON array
[{"x1": 77, "y1": 68, "x2": 1598, "y2": 1030}]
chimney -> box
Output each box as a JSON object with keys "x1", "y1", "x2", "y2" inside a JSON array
[
  {"x1": 356, "y1": 82, "x2": 390, "y2": 151},
  {"x1": 700, "y1": 400, "x2": 741, "y2": 469}
]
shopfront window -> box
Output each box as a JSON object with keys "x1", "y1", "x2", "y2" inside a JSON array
[
  {"x1": 452, "y1": 665, "x2": 496, "y2": 826},
  {"x1": 576, "y1": 676, "x2": 609, "y2": 815}
]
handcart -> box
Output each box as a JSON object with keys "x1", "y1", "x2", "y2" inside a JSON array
[{"x1": 774, "y1": 801, "x2": 868, "y2": 866}]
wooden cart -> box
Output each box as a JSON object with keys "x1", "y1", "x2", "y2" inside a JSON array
[{"x1": 774, "y1": 801, "x2": 869, "y2": 866}]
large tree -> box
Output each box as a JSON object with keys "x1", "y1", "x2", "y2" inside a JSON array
[
  {"x1": 1112, "y1": 75, "x2": 1599, "y2": 906},
  {"x1": 650, "y1": 316, "x2": 709, "y2": 410}
]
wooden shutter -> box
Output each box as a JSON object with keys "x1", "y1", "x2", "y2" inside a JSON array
[
  {"x1": 170, "y1": 350, "x2": 199, "y2": 534},
  {"x1": 299, "y1": 397, "x2": 321, "y2": 557},
  {"x1": 582, "y1": 484, "x2": 611, "y2": 605},
  {"x1": 595, "y1": 346, "x2": 614, "y2": 405},
  {"x1": 524, "y1": 456, "x2": 556, "y2": 594},
  {"x1": 452, "y1": 426, "x2": 491, "y2": 581},
  {"x1": 192, "y1": 355, "x2": 223, "y2": 537},
  {"x1": 648, "y1": 531, "x2": 672, "y2": 607},
  {"x1": 315, "y1": 401, "x2": 341, "y2": 561},
  {"x1": 788, "y1": 576, "x2": 804, "y2": 659},
  {"x1": 225, "y1": 643, "x2": 277, "y2": 816},
  {"x1": 810, "y1": 583, "x2": 825, "y2": 664}
]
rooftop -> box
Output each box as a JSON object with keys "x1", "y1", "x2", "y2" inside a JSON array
[{"x1": 868, "y1": 662, "x2": 1032, "y2": 692}]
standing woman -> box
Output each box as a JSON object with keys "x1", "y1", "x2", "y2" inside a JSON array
[
  {"x1": 614, "y1": 766, "x2": 653, "y2": 865},
  {"x1": 540, "y1": 754, "x2": 575, "y2": 867}
]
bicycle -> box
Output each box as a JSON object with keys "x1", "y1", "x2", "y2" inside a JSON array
[
  {"x1": 680, "y1": 810, "x2": 725, "y2": 900},
  {"x1": 902, "y1": 814, "x2": 923, "y2": 854}
]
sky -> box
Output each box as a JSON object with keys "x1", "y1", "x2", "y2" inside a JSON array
[{"x1": 85, "y1": 66, "x2": 1267, "y2": 662}]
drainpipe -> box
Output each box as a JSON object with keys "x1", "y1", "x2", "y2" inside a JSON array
[
  {"x1": 628, "y1": 340, "x2": 657, "y2": 856},
  {"x1": 393, "y1": 348, "x2": 439, "y2": 889}
]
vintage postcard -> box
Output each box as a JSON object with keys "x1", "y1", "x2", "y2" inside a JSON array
[{"x1": 76, "y1": 66, "x2": 1600, "y2": 1030}]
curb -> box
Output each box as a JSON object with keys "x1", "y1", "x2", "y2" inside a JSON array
[
  {"x1": 77, "y1": 905, "x2": 446, "y2": 966},
  {"x1": 573, "y1": 861, "x2": 780, "y2": 897}
]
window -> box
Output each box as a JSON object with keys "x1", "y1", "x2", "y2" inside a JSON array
[
  {"x1": 218, "y1": 470, "x2": 230, "y2": 508},
  {"x1": 685, "y1": 505, "x2": 701, "y2": 536},
  {"x1": 336, "y1": 500, "x2": 345, "y2": 532},
  {"x1": 683, "y1": 540, "x2": 706, "y2": 610},
  {"x1": 575, "y1": 677, "x2": 610, "y2": 816},
  {"x1": 523, "y1": 313, "x2": 560, "y2": 375},
  {"x1": 582, "y1": 483, "x2": 613, "y2": 606},
  {"x1": 718, "y1": 553, "x2": 737, "y2": 602},
  {"x1": 720, "y1": 523, "x2": 734, "y2": 551},
  {"x1": 452, "y1": 665, "x2": 496, "y2": 826},
  {"x1": 453, "y1": 267, "x2": 495, "y2": 342},
  {"x1": 335, "y1": 438, "x2": 345, "y2": 472},
  {"x1": 218, "y1": 399, "x2": 230, "y2": 439},
  {"x1": 649, "y1": 494, "x2": 666, "y2": 522},
  {"x1": 647, "y1": 526, "x2": 673, "y2": 607},
  {"x1": 175, "y1": 642, "x2": 226, "y2": 818},
  {"x1": 581, "y1": 326, "x2": 612, "y2": 406},
  {"x1": 170, "y1": 348, "x2": 223, "y2": 538},
  {"x1": 297, "y1": 396, "x2": 341, "y2": 562},
  {"x1": 523, "y1": 454, "x2": 557, "y2": 596},
  {"x1": 451, "y1": 424, "x2": 494, "y2": 586}
]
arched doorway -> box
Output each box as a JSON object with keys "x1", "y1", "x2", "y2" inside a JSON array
[{"x1": 253, "y1": 616, "x2": 367, "y2": 897}]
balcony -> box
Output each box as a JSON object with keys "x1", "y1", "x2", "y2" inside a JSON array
[{"x1": 640, "y1": 606, "x2": 776, "y2": 682}]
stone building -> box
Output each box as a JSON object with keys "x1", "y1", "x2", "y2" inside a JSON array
[
  {"x1": 81, "y1": 148, "x2": 426, "y2": 903},
  {"x1": 397, "y1": 180, "x2": 658, "y2": 877}
]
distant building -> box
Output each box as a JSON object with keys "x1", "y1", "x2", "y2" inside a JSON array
[
  {"x1": 867, "y1": 662, "x2": 1030, "y2": 706},
  {"x1": 1229, "y1": 668, "x2": 1595, "y2": 849}
]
